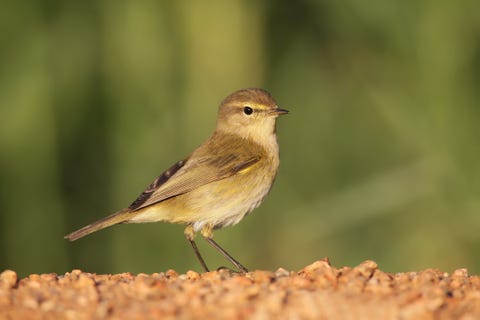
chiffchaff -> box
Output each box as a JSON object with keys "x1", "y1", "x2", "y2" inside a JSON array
[{"x1": 65, "y1": 88, "x2": 288, "y2": 272}]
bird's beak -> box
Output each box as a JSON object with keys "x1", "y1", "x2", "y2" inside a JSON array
[{"x1": 269, "y1": 108, "x2": 289, "y2": 116}]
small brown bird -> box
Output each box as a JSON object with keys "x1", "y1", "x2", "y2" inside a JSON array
[{"x1": 65, "y1": 88, "x2": 288, "y2": 272}]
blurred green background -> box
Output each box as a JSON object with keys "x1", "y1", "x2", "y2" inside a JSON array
[{"x1": 1, "y1": 1, "x2": 480, "y2": 277}]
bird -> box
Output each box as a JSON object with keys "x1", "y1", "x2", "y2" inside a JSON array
[{"x1": 65, "y1": 88, "x2": 288, "y2": 272}]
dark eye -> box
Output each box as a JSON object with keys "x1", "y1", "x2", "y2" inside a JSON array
[{"x1": 243, "y1": 106, "x2": 253, "y2": 115}]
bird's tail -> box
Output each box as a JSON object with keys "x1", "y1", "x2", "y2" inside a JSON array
[{"x1": 64, "y1": 209, "x2": 136, "y2": 241}]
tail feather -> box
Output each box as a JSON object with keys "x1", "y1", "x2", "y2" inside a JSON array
[{"x1": 64, "y1": 209, "x2": 134, "y2": 241}]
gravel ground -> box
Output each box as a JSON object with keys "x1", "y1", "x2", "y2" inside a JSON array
[{"x1": 1, "y1": 259, "x2": 480, "y2": 319}]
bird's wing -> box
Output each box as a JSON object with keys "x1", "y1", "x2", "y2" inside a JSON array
[{"x1": 128, "y1": 138, "x2": 263, "y2": 211}]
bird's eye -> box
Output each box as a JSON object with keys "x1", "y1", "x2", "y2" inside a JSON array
[{"x1": 243, "y1": 106, "x2": 253, "y2": 115}]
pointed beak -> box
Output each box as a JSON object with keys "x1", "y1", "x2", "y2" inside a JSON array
[{"x1": 269, "y1": 107, "x2": 289, "y2": 116}]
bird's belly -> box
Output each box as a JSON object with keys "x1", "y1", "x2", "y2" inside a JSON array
[{"x1": 184, "y1": 172, "x2": 274, "y2": 231}]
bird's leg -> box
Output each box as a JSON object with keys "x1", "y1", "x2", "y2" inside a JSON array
[
  {"x1": 184, "y1": 225, "x2": 210, "y2": 272},
  {"x1": 201, "y1": 225, "x2": 249, "y2": 273}
]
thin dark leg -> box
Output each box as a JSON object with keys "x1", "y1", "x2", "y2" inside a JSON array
[
  {"x1": 203, "y1": 237, "x2": 248, "y2": 272},
  {"x1": 188, "y1": 238, "x2": 210, "y2": 272}
]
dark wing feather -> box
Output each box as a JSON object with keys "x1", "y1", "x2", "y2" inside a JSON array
[{"x1": 128, "y1": 159, "x2": 188, "y2": 210}]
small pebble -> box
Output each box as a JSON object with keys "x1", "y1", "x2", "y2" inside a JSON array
[{"x1": 0, "y1": 270, "x2": 18, "y2": 289}]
